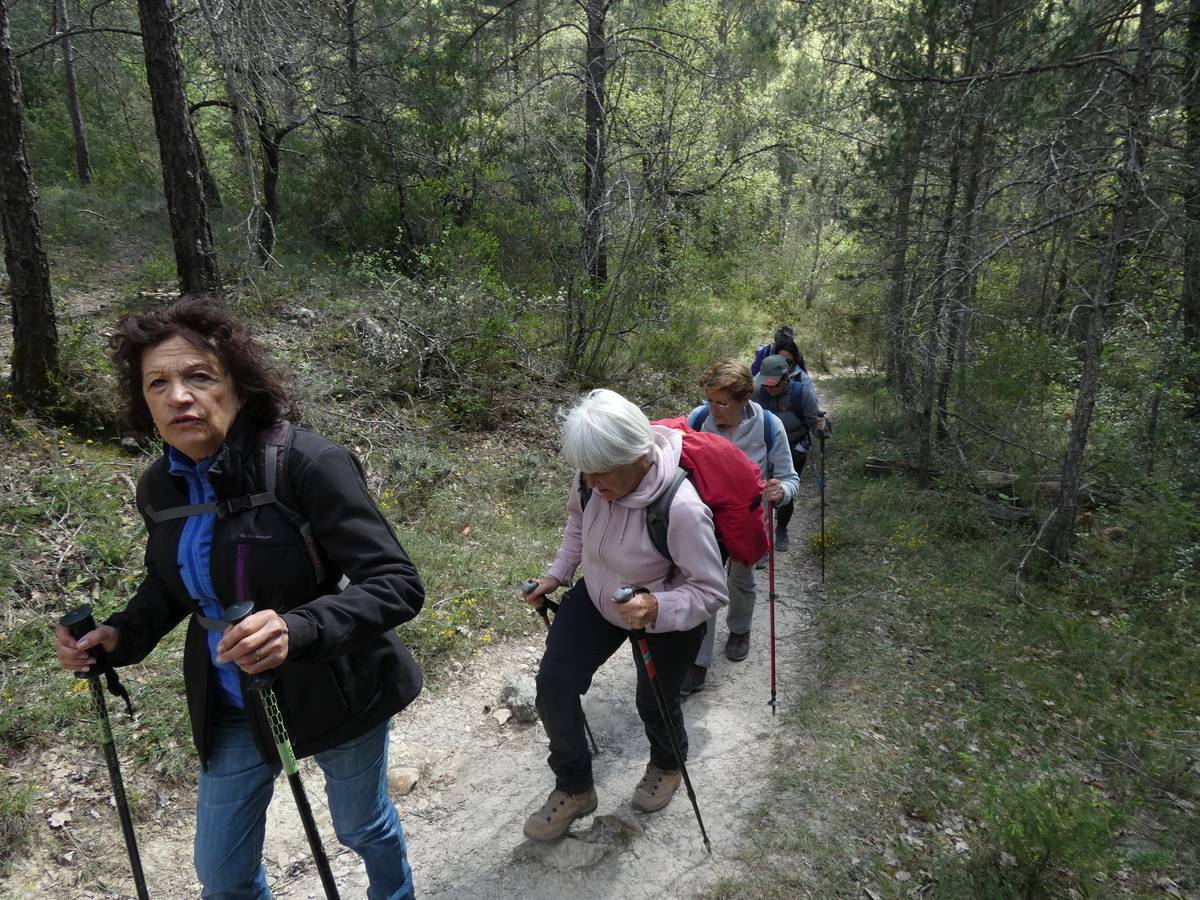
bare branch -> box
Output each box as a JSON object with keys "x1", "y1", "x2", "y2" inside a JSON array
[{"x1": 16, "y1": 26, "x2": 142, "y2": 59}]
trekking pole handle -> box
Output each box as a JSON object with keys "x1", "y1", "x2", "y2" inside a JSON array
[
  {"x1": 611, "y1": 585, "x2": 652, "y2": 627},
  {"x1": 611, "y1": 585, "x2": 649, "y2": 605},
  {"x1": 61, "y1": 606, "x2": 104, "y2": 681},
  {"x1": 223, "y1": 601, "x2": 278, "y2": 691},
  {"x1": 521, "y1": 579, "x2": 559, "y2": 617}
]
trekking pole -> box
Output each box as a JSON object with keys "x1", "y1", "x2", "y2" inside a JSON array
[
  {"x1": 521, "y1": 580, "x2": 599, "y2": 756},
  {"x1": 222, "y1": 602, "x2": 341, "y2": 900},
  {"x1": 612, "y1": 586, "x2": 712, "y2": 856},
  {"x1": 819, "y1": 429, "x2": 827, "y2": 584},
  {"x1": 59, "y1": 607, "x2": 150, "y2": 900},
  {"x1": 767, "y1": 501, "x2": 778, "y2": 716}
]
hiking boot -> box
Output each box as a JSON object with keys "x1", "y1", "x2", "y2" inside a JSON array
[
  {"x1": 631, "y1": 764, "x2": 682, "y2": 813},
  {"x1": 679, "y1": 664, "x2": 707, "y2": 697},
  {"x1": 755, "y1": 555, "x2": 767, "y2": 571},
  {"x1": 522, "y1": 787, "x2": 598, "y2": 842},
  {"x1": 724, "y1": 630, "x2": 750, "y2": 661},
  {"x1": 774, "y1": 527, "x2": 790, "y2": 552}
]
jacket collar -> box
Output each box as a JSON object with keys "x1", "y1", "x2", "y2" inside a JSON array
[{"x1": 158, "y1": 410, "x2": 265, "y2": 498}]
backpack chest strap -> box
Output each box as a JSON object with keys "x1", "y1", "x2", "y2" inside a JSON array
[{"x1": 144, "y1": 491, "x2": 277, "y2": 524}]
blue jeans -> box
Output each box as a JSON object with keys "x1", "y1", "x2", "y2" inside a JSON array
[{"x1": 194, "y1": 705, "x2": 415, "y2": 899}]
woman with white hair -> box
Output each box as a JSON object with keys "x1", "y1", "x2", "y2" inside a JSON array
[{"x1": 520, "y1": 389, "x2": 728, "y2": 842}]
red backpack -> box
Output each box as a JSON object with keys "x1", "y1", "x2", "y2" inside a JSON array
[{"x1": 578, "y1": 417, "x2": 768, "y2": 568}]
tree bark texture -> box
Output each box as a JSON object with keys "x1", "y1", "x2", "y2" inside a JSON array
[
  {"x1": 885, "y1": 122, "x2": 921, "y2": 398},
  {"x1": 198, "y1": 0, "x2": 262, "y2": 256},
  {"x1": 256, "y1": 121, "x2": 280, "y2": 262},
  {"x1": 1, "y1": 5, "x2": 59, "y2": 400},
  {"x1": 935, "y1": 0, "x2": 1001, "y2": 439},
  {"x1": 55, "y1": 0, "x2": 92, "y2": 184},
  {"x1": 193, "y1": 127, "x2": 223, "y2": 209},
  {"x1": 1182, "y1": 0, "x2": 1200, "y2": 348},
  {"x1": 582, "y1": 0, "x2": 609, "y2": 286},
  {"x1": 135, "y1": 0, "x2": 221, "y2": 295},
  {"x1": 1039, "y1": 0, "x2": 1155, "y2": 566},
  {"x1": 917, "y1": 120, "x2": 961, "y2": 475}
]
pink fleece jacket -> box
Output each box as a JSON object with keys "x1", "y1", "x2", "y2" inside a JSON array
[{"x1": 547, "y1": 425, "x2": 729, "y2": 633}]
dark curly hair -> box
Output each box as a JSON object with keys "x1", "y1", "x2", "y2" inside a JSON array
[{"x1": 110, "y1": 297, "x2": 290, "y2": 433}]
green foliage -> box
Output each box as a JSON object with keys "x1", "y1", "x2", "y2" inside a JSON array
[
  {"x1": 978, "y1": 779, "x2": 1121, "y2": 897},
  {"x1": 381, "y1": 443, "x2": 455, "y2": 520},
  {"x1": 717, "y1": 376, "x2": 1199, "y2": 898}
]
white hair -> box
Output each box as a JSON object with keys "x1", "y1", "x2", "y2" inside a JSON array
[{"x1": 559, "y1": 389, "x2": 654, "y2": 473}]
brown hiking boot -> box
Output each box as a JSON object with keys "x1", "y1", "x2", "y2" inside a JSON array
[
  {"x1": 631, "y1": 764, "x2": 682, "y2": 813},
  {"x1": 522, "y1": 787, "x2": 598, "y2": 841}
]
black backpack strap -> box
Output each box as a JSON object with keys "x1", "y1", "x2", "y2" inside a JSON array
[
  {"x1": 578, "y1": 471, "x2": 591, "y2": 513},
  {"x1": 141, "y1": 422, "x2": 328, "y2": 585},
  {"x1": 646, "y1": 468, "x2": 687, "y2": 581},
  {"x1": 144, "y1": 501, "x2": 220, "y2": 522},
  {"x1": 263, "y1": 421, "x2": 327, "y2": 585}
]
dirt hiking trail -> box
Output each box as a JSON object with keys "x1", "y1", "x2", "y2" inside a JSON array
[{"x1": 6, "y1": 480, "x2": 826, "y2": 900}]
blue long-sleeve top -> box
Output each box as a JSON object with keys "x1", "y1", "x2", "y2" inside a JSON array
[{"x1": 167, "y1": 447, "x2": 244, "y2": 708}]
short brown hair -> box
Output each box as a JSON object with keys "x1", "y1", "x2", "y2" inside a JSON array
[
  {"x1": 110, "y1": 298, "x2": 290, "y2": 432},
  {"x1": 698, "y1": 359, "x2": 753, "y2": 398}
]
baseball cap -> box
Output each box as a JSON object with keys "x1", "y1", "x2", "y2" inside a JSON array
[{"x1": 757, "y1": 354, "x2": 789, "y2": 388}]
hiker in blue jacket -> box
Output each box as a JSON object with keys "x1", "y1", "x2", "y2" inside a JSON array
[
  {"x1": 750, "y1": 325, "x2": 795, "y2": 376},
  {"x1": 754, "y1": 353, "x2": 828, "y2": 552},
  {"x1": 680, "y1": 359, "x2": 799, "y2": 695}
]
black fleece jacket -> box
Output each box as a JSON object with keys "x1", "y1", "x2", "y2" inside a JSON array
[{"x1": 105, "y1": 414, "x2": 424, "y2": 767}]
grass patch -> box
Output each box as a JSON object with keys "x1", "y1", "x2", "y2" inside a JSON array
[
  {"x1": 708, "y1": 375, "x2": 1200, "y2": 899},
  {"x1": 0, "y1": 781, "x2": 35, "y2": 877}
]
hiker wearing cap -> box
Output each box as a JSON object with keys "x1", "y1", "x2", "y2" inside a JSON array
[
  {"x1": 680, "y1": 359, "x2": 799, "y2": 695},
  {"x1": 520, "y1": 389, "x2": 727, "y2": 842},
  {"x1": 52, "y1": 298, "x2": 423, "y2": 899},
  {"x1": 755, "y1": 353, "x2": 826, "y2": 552},
  {"x1": 750, "y1": 324, "x2": 795, "y2": 376}
]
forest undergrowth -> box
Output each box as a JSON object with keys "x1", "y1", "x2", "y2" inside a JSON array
[
  {"x1": 708, "y1": 376, "x2": 1199, "y2": 900},
  {"x1": 1, "y1": 202, "x2": 1197, "y2": 897}
]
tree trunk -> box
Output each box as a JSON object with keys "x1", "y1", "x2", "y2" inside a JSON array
[
  {"x1": 1036, "y1": 0, "x2": 1155, "y2": 567},
  {"x1": 135, "y1": 0, "x2": 221, "y2": 295},
  {"x1": 936, "y1": 0, "x2": 1000, "y2": 438},
  {"x1": 1183, "y1": 0, "x2": 1200, "y2": 350},
  {"x1": 582, "y1": 0, "x2": 609, "y2": 286},
  {"x1": 55, "y1": 0, "x2": 91, "y2": 184},
  {"x1": 193, "y1": 127, "x2": 223, "y2": 209},
  {"x1": 257, "y1": 125, "x2": 280, "y2": 263},
  {"x1": 917, "y1": 121, "x2": 962, "y2": 474},
  {"x1": 885, "y1": 122, "x2": 921, "y2": 398},
  {"x1": 198, "y1": 0, "x2": 262, "y2": 254},
  {"x1": 1, "y1": 5, "x2": 59, "y2": 401},
  {"x1": 345, "y1": 0, "x2": 361, "y2": 112}
]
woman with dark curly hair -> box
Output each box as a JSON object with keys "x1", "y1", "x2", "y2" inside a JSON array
[{"x1": 53, "y1": 298, "x2": 424, "y2": 899}]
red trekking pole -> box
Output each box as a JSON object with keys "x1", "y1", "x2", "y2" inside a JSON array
[{"x1": 767, "y1": 501, "x2": 778, "y2": 715}]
